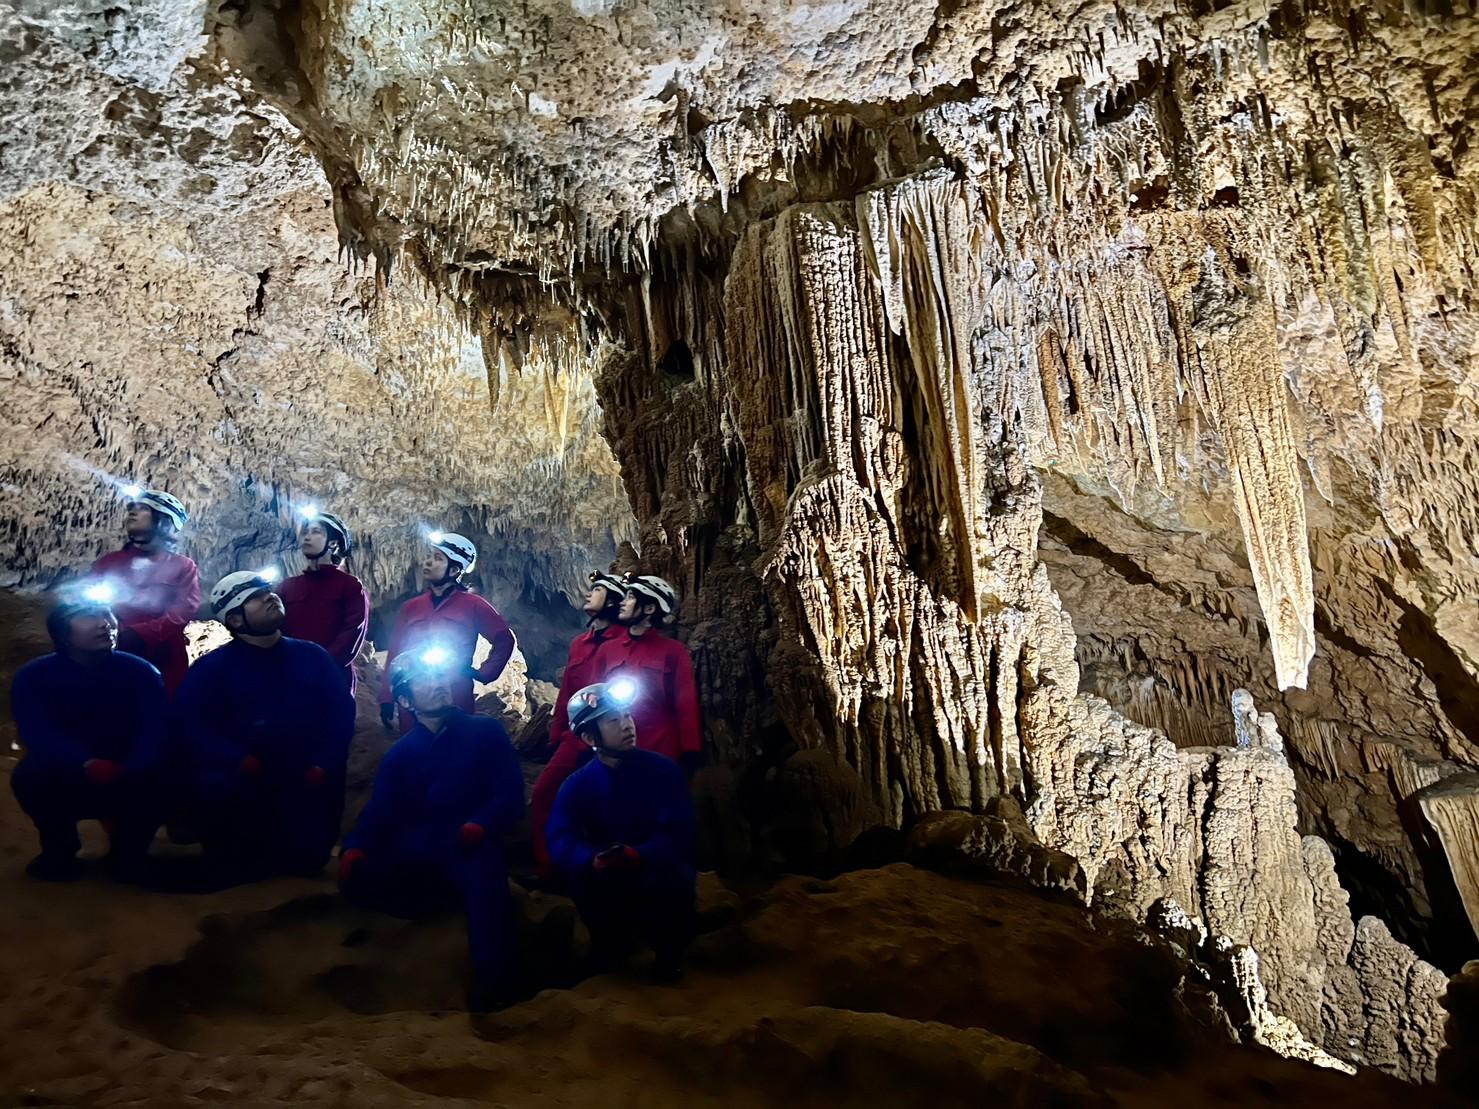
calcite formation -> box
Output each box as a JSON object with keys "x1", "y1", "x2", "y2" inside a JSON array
[{"x1": 2, "y1": 0, "x2": 1477, "y2": 1086}]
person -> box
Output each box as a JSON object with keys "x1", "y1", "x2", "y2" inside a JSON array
[
  {"x1": 377, "y1": 531, "x2": 516, "y2": 734},
  {"x1": 91, "y1": 487, "x2": 200, "y2": 695},
  {"x1": 278, "y1": 508, "x2": 371, "y2": 694},
  {"x1": 595, "y1": 574, "x2": 702, "y2": 774},
  {"x1": 9, "y1": 583, "x2": 168, "y2": 881},
  {"x1": 528, "y1": 570, "x2": 625, "y2": 876},
  {"x1": 340, "y1": 648, "x2": 525, "y2": 1010},
  {"x1": 547, "y1": 681, "x2": 696, "y2": 981},
  {"x1": 174, "y1": 570, "x2": 354, "y2": 879}
]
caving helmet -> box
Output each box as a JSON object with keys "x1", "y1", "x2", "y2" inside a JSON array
[
  {"x1": 46, "y1": 579, "x2": 119, "y2": 650},
  {"x1": 427, "y1": 531, "x2": 477, "y2": 574},
  {"x1": 301, "y1": 507, "x2": 353, "y2": 558},
  {"x1": 210, "y1": 570, "x2": 276, "y2": 621},
  {"x1": 387, "y1": 645, "x2": 457, "y2": 701},
  {"x1": 587, "y1": 570, "x2": 626, "y2": 620},
  {"x1": 566, "y1": 679, "x2": 639, "y2": 740},
  {"x1": 126, "y1": 488, "x2": 189, "y2": 532},
  {"x1": 623, "y1": 573, "x2": 678, "y2": 619}
]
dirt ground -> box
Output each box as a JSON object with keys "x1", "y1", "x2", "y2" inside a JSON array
[{"x1": 0, "y1": 591, "x2": 1461, "y2": 1107}]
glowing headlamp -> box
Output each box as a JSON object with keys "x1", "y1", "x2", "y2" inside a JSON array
[
  {"x1": 122, "y1": 484, "x2": 143, "y2": 499},
  {"x1": 606, "y1": 677, "x2": 638, "y2": 706},
  {"x1": 258, "y1": 566, "x2": 281, "y2": 584},
  {"x1": 82, "y1": 582, "x2": 117, "y2": 605},
  {"x1": 427, "y1": 530, "x2": 445, "y2": 544},
  {"x1": 420, "y1": 645, "x2": 452, "y2": 667},
  {"x1": 299, "y1": 504, "x2": 320, "y2": 520}
]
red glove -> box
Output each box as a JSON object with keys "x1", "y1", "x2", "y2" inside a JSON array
[
  {"x1": 593, "y1": 844, "x2": 640, "y2": 872},
  {"x1": 239, "y1": 755, "x2": 264, "y2": 777},
  {"x1": 83, "y1": 759, "x2": 122, "y2": 787},
  {"x1": 304, "y1": 765, "x2": 327, "y2": 787},
  {"x1": 457, "y1": 823, "x2": 485, "y2": 849},
  {"x1": 338, "y1": 848, "x2": 366, "y2": 883}
]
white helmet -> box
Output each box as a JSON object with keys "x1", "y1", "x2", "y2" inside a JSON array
[
  {"x1": 428, "y1": 531, "x2": 477, "y2": 573},
  {"x1": 129, "y1": 488, "x2": 189, "y2": 531},
  {"x1": 210, "y1": 570, "x2": 275, "y2": 620},
  {"x1": 302, "y1": 509, "x2": 352, "y2": 556},
  {"x1": 623, "y1": 573, "x2": 678, "y2": 617}
]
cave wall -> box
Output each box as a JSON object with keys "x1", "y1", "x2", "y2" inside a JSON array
[
  {"x1": 2, "y1": 0, "x2": 1477, "y2": 1085},
  {"x1": 0, "y1": 1, "x2": 635, "y2": 631}
]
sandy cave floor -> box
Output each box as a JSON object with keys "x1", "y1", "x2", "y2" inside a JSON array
[{"x1": 0, "y1": 592, "x2": 1464, "y2": 1107}]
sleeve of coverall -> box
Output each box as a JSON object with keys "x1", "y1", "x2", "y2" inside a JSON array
[
  {"x1": 470, "y1": 722, "x2": 526, "y2": 836},
  {"x1": 546, "y1": 775, "x2": 600, "y2": 872},
  {"x1": 669, "y1": 641, "x2": 703, "y2": 755},
  {"x1": 547, "y1": 650, "x2": 580, "y2": 753},
  {"x1": 121, "y1": 663, "x2": 170, "y2": 775},
  {"x1": 310, "y1": 646, "x2": 356, "y2": 773},
  {"x1": 172, "y1": 657, "x2": 245, "y2": 776},
  {"x1": 378, "y1": 610, "x2": 408, "y2": 705},
  {"x1": 125, "y1": 557, "x2": 201, "y2": 646},
  {"x1": 325, "y1": 580, "x2": 371, "y2": 671},
  {"x1": 472, "y1": 597, "x2": 516, "y2": 684},
  {"x1": 344, "y1": 744, "x2": 402, "y2": 854},
  {"x1": 10, "y1": 666, "x2": 93, "y2": 772},
  {"x1": 633, "y1": 761, "x2": 697, "y2": 871}
]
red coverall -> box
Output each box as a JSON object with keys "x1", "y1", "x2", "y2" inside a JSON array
[
  {"x1": 595, "y1": 628, "x2": 701, "y2": 763},
  {"x1": 279, "y1": 565, "x2": 372, "y2": 694},
  {"x1": 528, "y1": 625, "x2": 616, "y2": 871},
  {"x1": 378, "y1": 588, "x2": 516, "y2": 734},
  {"x1": 91, "y1": 548, "x2": 201, "y2": 695}
]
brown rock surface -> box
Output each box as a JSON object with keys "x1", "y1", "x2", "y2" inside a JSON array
[{"x1": 3, "y1": 0, "x2": 1479, "y2": 1090}]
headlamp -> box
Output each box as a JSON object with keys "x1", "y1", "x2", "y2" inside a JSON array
[
  {"x1": 258, "y1": 566, "x2": 281, "y2": 584},
  {"x1": 122, "y1": 484, "x2": 143, "y2": 499},
  {"x1": 607, "y1": 677, "x2": 638, "y2": 706},
  {"x1": 421, "y1": 645, "x2": 452, "y2": 667},
  {"x1": 82, "y1": 582, "x2": 117, "y2": 605},
  {"x1": 299, "y1": 504, "x2": 320, "y2": 520},
  {"x1": 427, "y1": 530, "x2": 445, "y2": 544}
]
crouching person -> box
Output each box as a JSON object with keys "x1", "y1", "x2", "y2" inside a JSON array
[
  {"x1": 10, "y1": 584, "x2": 167, "y2": 881},
  {"x1": 339, "y1": 648, "x2": 525, "y2": 1011},
  {"x1": 547, "y1": 681, "x2": 696, "y2": 982},
  {"x1": 175, "y1": 571, "x2": 354, "y2": 879}
]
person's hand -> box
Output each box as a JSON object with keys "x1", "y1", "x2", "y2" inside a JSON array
[
  {"x1": 593, "y1": 844, "x2": 640, "y2": 871},
  {"x1": 457, "y1": 822, "x2": 485, "y2": 849},
  {"x1": 338, "y1": 848, "x2": 366, "y2": 883},
  {"x1": 83, "y1": 759, "x2": 122, "y2": 787},
  {"x1": 304, "y1": 765, "x2": 327, "y2": 787},
  {"x1": 238, "y1": 754, "x2": 264, "y2": 777},
  {"x1": 379, "y1": 703, "x2": 396, "y2": 728}
]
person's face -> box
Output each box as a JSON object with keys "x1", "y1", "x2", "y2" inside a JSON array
[
  {"x1": 407, "y1": 670, "x2": 453, "y2": 714},
  {"x1": 422, "y1": 549, "x2": 451, "y2": 584},
  {"x1": 618, "y1": 589, "x2": 641, "y2": 623},
  {"x1": 583, "y1": 584, "x2": 610, "y2": 616},
  {"x1": 237, "y1": 589, "x2": 286, "y2": 633},
  {"x1": 300, "y1": 522, "x2": 329, "y2": 559},
  {"x1": 68, "y1": 609, "x2": 118, "y2": 653},
  {"x1": 124, "y1": 502, "x2": 156, "y2": 539},
  {"x1": 595, "y1": 711, "x2": 636, "y2": 753}
]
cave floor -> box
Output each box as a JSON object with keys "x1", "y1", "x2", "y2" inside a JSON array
[{"x1": 0, "y1": 776, "x2": 1452, "y2": 1108}]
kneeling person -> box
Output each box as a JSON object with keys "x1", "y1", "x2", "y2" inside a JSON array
[
  {"x1": 340, "y1": 648, "x2": 525, "y2": 1010},
  {"x1": 175, "y1": 571, "x2": 354, "y2": 878},
  {"x1": 547, "y1": 681, "x2": 696, "y2": 981},
  {"x1": 10, "y1": 585, "x2": 168, "y2": 880}
]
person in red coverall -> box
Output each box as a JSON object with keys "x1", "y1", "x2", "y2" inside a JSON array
[
  {"x1": 596, "y1": 574, "x2": 702, "y2": 776},
  {"x1": 528, "y1": 570, "x2": 626, "y2": 875},
  {"x1": 91, "y1": 488, "x2": 200, "y2": 695},
  {"x1": 378, "y1": 531, "x2": 516, "y2": 734},
  {"x1": 278, "y1": 508, "x2": 370, "y2": 694}
]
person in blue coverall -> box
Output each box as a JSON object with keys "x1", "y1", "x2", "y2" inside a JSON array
[
  {"x1": 174, "y1": 570, "x2": 354, "y2": 879},
  {"x1": 10, "y1": 583, "x2": 168, "y2": 881},
  {"x1": 547, "y1": 680, "x2": 696, "y2": 982},
  {"x1": 339, "y1": 647, "x2": 525, "y2": 1011}
]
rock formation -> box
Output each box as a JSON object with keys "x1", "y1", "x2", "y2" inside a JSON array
[{"x1": 2, "y1": 0, "x2": 1478, "y2": 1087}]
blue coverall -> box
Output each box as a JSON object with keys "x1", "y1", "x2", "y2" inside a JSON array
[
  {"x1": 341, "y1": 710, "x2": 525, "y2": 980},
  {"x1": 547, "y1": 748, "x2": 696, "y2": 968},
  {"x1": 10, "y1": 651, "x2": 168, "y2": 864},
  {"x1": 174, "y1": 636, "x2": 354, "y2": 876}
]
